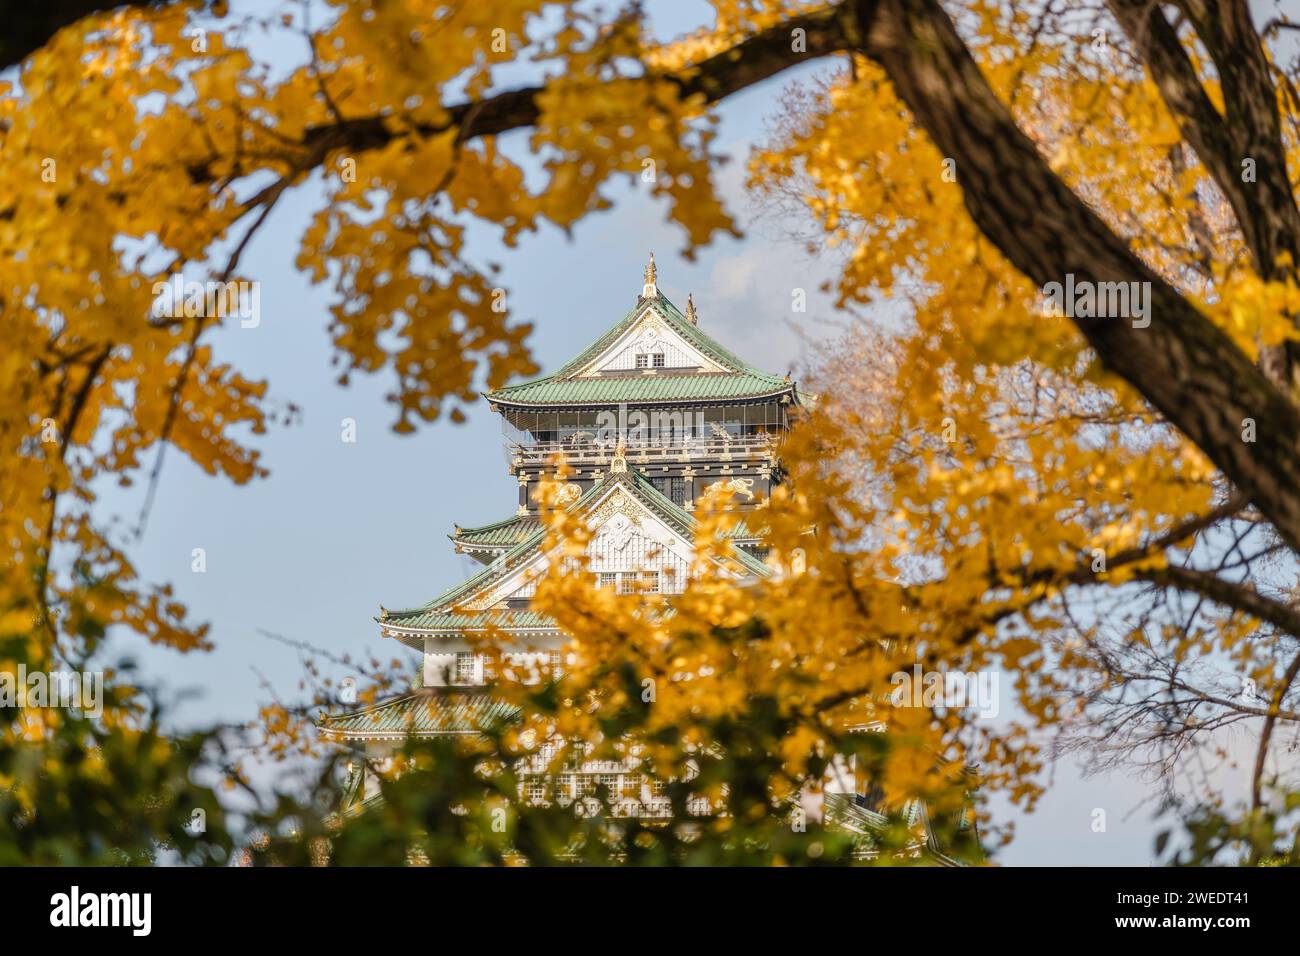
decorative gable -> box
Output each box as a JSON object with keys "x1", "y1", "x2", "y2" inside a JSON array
[
  {"x1": 575, "y1": 303, "x2": 728, "y2": 377},
  {"x1": 448, "y1": 480, "x2": 717, "y2": 613},
  {"x1": 586, "y1": 485, "x2": 692, "y2": 576}
]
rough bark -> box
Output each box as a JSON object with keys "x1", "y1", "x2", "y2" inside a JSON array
[
  {"x1": 850, "y1": 0, "x2": 1300, "y2": 553},
  {"x1": 1109, "y1": 0, "x2": 1300, "y2": 279},
  {"x1": 1109, "y1": 0, "x2": 1300, "y2": 393}
]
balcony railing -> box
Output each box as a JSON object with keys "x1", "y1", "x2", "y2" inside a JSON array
[
  {"x1": 611, "y1": 797, "x2": 715, "y2": 818},
  {"x1": 510, "y1": 432, "x2": 778, "y2": 470}
]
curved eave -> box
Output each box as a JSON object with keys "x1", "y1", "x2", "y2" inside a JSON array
[
  {"x1": 380, "y1": 620, "x2": 562, "y2": 635},
  {"x1": 378, "y1": 626, "x2": 424, "y2": 652},
  {"x1": 320, "y1": 724, "x2": 483, "y2": 741},
  {"x1": 453, "y1": 528, "x2": 760, "y2": 553},
  {"x1": 319, "y1": 693, "x2": 521, "y2": 740},
  {"x1": 378, "y1": 620, "x2": 562, "y2": 642},
  {"x1": 449, "y1": 535, "x2": 515, "y2": 554},
  {"x1": 485, "y1": 385, "x2": 799, "y2": 411}
]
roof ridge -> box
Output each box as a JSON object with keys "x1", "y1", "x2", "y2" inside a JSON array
[
  {"x1": 626, "y1": 468, "x2": 695, "y2": 532},
  {"x1": 387, "y1": 480, "x2": 611, "y2": 616},
  {"x1": 626, "y1": 470, "x2": 770, "y2": 575},
  {"x1": 551, "y1": 295, "x2": 649, "y2": 379},
  {"x1": 391, "y1": 523, "x2": 550, "y2": 616},
  {"x1": 653, "y1": 293, "x2": 773, "y2": 378}
]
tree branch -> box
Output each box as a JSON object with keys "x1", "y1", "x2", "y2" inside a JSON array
[
  {"x1": 227, "y1": 4, "x2": 858, "y2": 206},
  {"x1": 1251, "y1": 647, "x2": 1300, "y2": 820},
  {"x1": 1134, "y1": 564, "x2": 1300, "y2": 638},
  {"x1": 1109, "y1": 0, "x2": 1300, "y2": 281},
  {"x1": 849, "y1": 0, "x2": 1300, "y2": 553}
]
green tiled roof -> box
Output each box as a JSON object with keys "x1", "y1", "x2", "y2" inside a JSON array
[
  {"x1": 488, "y1": 371, "x2": 791, "y2": 406},
  {"x1": 486, "y1": 293, "x2": 795, "y2": 407},
  {"x1": 319, "y1": 693, "x2": 520, "y2": 738},
  {"x1": 453, "y1": 515, "x2": 542, "y2": 549},
  {"x1": 382, "y1": 467, "x2": 771, "y2": 632},
  {"x1": 453, "y1": 511, "x2": 762, "y2": 551},
  {"x1": 384, "y1": 608, "x2": 556, "y2": 632},
  {"x1": 391, "y1": 484, "x2": 606, "y2": 621}
]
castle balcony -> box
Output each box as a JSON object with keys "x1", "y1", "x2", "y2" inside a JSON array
[
  {"x1": 609, "y1": 798, "x2": 714, "y2": 818},
  {"x1": 509, "y1": 431, "x2": 779, "y2": 472}
]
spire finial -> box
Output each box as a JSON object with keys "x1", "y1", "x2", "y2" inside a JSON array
[
  {"x1": 611, "y1": 437, "x2": 628, "y2": 474},
  {"x1": 641, "y1": 252, "x2": 657, "y2": 298},
  {"x1": 685, "y1": 292, "x2": 698, "y2": 325}
]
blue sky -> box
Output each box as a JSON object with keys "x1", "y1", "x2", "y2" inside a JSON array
[{"x1": 87, "y1": 0, "x2": 1182, "y2": 865}]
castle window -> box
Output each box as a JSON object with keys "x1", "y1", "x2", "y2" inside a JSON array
[
  {"x1": 635, "y1": 353, "x2": 649, "y2": 369},
  {"x1": 653, "y1": 353, "x2": 665, "y2": 368},
  {"x1": 455, "y1": 652, "x2": 477, "y2": 684},
  {"x1": 601, "y1": 570, "x2": 667, "y2": 594},
  {"x1": 597, "y1": 773, "x2": 620, "y2": 800},
  {"x1": 651, "y1": 476, "x2": 687, "y2": 506}
]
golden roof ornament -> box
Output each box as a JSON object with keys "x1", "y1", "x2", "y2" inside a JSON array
[
  {"x1": 611, "y1": 437, "x2": 629, "y2": 474},
  {"x1": 685, "y1": 293, "x2": 698, "y2": 325},
  {"x1": 379, "y1": 605, "x2": 389, "y2": 621},
  {"x1": 641, "y1": 252, "x2": 657, "y2": 298}
]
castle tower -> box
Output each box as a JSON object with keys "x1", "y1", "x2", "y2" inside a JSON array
[
  {"x1": 318, "y1": 258, "x2": 968, "y2": 862},
  {"x1": 322, "y1": 257, "x2": 792, "y2": 780}
]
